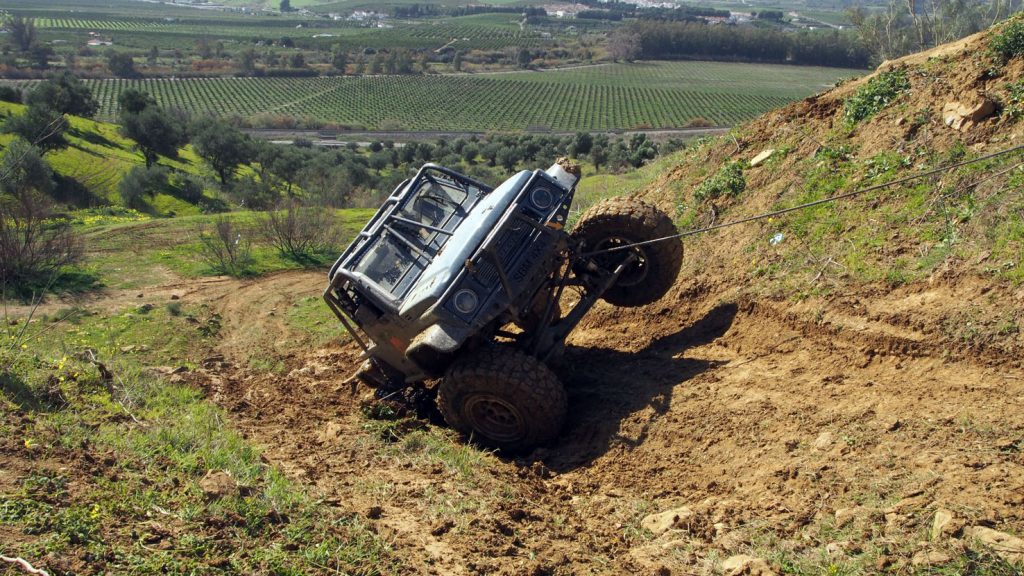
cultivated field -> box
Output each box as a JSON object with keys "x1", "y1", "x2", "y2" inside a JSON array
[{"x1": 3, "y1": 62, "x2": 858, "y2": 131}]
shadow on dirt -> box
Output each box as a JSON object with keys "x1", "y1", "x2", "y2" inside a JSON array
[{"x1": 544, "y1": 302, "x2": 738, "y2": 472}]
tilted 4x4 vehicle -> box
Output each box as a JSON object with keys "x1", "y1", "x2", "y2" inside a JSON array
[{"x1": 325, "y1": 160, "x2": 682, "y2": 451}]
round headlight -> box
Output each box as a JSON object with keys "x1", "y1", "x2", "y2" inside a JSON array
[
  {"x1": 530, "y1": 186, "x2": 555, "y2": 211},
  {"x1": 453, "y1": 289, "x2": 479, "y2": 315}
]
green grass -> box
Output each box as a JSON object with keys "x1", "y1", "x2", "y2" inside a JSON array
[
  {"x1": 0, "y1": 101, "x2": 219, "y2": 216},
  {"x1": 76, "y1": 209, "x2": 373, "y2": 289},
  {"x1": 287, "y1": 295, "x2": 348, "y2": 348},
  {"x1": 3, "y1": 62, "x2": 859, "y2": 132},
  {"x1": 1, "y1": 299, "x2": 397, "y2": 574}
]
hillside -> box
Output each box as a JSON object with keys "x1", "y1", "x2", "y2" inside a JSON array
[
  {"x1": 0, "y1": 101, "x2": 211, "y2": 216},
  {"x1": 3, "y1": 20, "x2": 1024, "y2": 576}
]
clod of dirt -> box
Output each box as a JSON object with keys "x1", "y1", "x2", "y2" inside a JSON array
[
  {"x1": 198, "y1": 470, "x2": 237, "y2": 500},
  {"x1": 641, "y1": 506, "x2": 694, "y2": 537},
  {"x1": 721, "y1": 554, "x2": 777, "y2": 576},
  {"x1": 931, "y1": 509, "x2": 962, "y2": 540},
  {"x1": 366, "y1": 505, "x2": 383, "y2": 519},
  {"x1": 431, "y1": 520, "x2": 455, "y2": 536},
  {"x1": 964, "y1": 526, "x2": 1024, "y2": 564},
  {"x1": 911, "y1": 549, "x2": 952, "y2": 567}
]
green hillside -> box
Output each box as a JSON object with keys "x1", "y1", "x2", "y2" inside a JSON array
[{"x1": 0, "y1": 101, "x2": 213, "y2": 217}]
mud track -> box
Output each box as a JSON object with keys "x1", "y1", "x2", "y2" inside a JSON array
[{"x1": 176, "y1": 272, "x2": 1024, "y2": 574}]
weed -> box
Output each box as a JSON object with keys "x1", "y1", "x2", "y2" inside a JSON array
[
  {"x1": 990, "y1": 17, "x2": 1024, "y2": 62},
  {"x1": 166, "y1": 301, "x2": 182, "y2": 316},
  {"x1": 843, "y1": 70, "x2": 910, "y2": 125},
  {"x1": 694, "y1": 160, "x2": 746, "y2": 202},
  {"x1": 1003, "y1": 80, "x2": 1024, "y2": 120}
]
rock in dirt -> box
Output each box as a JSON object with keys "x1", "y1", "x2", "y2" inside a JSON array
[
  {"x1": 721, "y1": 555, "x2": 777, "y2": 576},
  {"x1": 834, "y1": 506, "x2": 865, "y2": 528},
  {"x1": 931, "y1": 509, "x2": 962, "y2": 540},
  {"x1": 942, "y1": 98, "x2": 995, "y2": 131},
  {"x1": 964, "y1": 526, "x2": 1024, "y2": 564},
  {"x1": 641, "y1": 506, "x2": 694, "y2": 537},
  {"x1": 749, "y1": 149, "x2": 775, "y2": 167},
  {"x1": 911, "y1": 549, "x2": 951, "y2": 567},
  {"x1": 813, "y1": 431, "x2": 834, "y2": 450},
  {"x1": 199, "y1": 470, "x2": 237, "y2": 500}
]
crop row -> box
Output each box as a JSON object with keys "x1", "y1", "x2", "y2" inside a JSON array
[{"x1": 67, "y1": 75, "x2": 795, "y2": 131}]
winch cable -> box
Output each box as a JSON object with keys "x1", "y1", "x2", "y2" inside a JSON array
[{"x1": 579, "y1": 143, "x2": 1024, "y2": 259}]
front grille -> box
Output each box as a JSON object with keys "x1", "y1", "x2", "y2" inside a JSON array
[{"x1": 473, "y1": 219, "x2": 533, "y2": 288}]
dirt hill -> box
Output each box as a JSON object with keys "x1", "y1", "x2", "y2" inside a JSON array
[{"x1": 181, "y1": 23, "x2": 1024, "y2": 576}]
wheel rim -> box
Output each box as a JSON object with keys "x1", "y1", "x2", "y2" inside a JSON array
[
  {"x1": 464, "y1": 394, "x2": 526, "y2": 443},
  {"x1": 593, "y1": 236, "x2": 649, "y2": 288}
]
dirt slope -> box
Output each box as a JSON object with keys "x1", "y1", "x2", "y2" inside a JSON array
[{"x1": 173, "y1": 25, "x2": 1024, "y2": 575}]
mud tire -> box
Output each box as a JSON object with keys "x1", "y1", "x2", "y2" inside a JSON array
[
  {"x1": 571, "y1": 197, "x2": 683, "y2": 307},
  {"x1": 438, "y1": 346, "x2": 566, "y2": 452}
]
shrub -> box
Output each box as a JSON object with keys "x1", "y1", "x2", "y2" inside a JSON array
[
  {"x1": 0, "y1": 190, "x2": 83, "y2": 291},
  {"x1": 843, "y1": 70, "x2": 909, "y2": 126},
  {"x1": 118, "y1": 165, "x2": 169, "y2": 210},
  {"x1": 197, "y1": 215, "x2": 253, "y2": 277},
  {"x1": 171, "y1": 173, "x2": 204, "y2": 204},
  {"x1": 991, "y1": 17, "x2": 1024, "y2": 62},
  {"x1": 0, "y1": 86, "x2": 22, "y2": 104},
  {"x1": 258, "y1": 201, "x2": 339, "y2": 262},
  {"x1": 694, "y1": 160, "x2": 746, "y2": 202}
]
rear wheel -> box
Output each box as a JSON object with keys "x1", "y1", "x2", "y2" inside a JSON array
[
  {"x1": 438, "y1": 346, "x2": 566, "y2": 452},
  {"x1": 571, "y1": 197, "x2": 683, "y2": 307}
]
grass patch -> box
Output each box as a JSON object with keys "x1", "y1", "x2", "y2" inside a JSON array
[
  {"x1": 287, "y1": 295, "x2": 347, "y2": 349},
  {"x1": 1, "y1": 298, "x2": 398, "y2": 575}
]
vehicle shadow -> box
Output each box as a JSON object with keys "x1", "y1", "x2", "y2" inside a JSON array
[{"x1": 542, "y1": 302, "x2": 738, "y2": 472}]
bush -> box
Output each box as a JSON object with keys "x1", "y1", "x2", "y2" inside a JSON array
[
  {"x1": 694, "y1": 160, "x2": 746, "y2": 202},
  {"x1": 0, "y1": 191, "x2": 83, "y2": 291},
  {"x1": 991, "y1": 17, "x2": 1024, "y2": 62},
  {"x1": 118, "y1": 165, "x2": 169, "y2": 210},
  {"x1": 197, "y1": 215, "x2": 253, "y2": 277},
  {"x1": 843, "y1": 70, "x2": 909, "y2": 126},
  {"x1": 258, "y1": 201, "x2": 339, "y2": 263},
  {"x1": 0, "y1": 86, "x2": 22, "y2": 104},
  {"x1": 171, "y1": 173, "x2": 204, "y2": 203}
]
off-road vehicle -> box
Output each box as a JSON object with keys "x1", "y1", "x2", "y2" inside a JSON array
[{"x1": 325, "y1": 160, "x2": 682, "y2": 451}]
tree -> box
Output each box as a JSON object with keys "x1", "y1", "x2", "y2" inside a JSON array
[
  {"x1": 289, "y1": 52, "x2": 305, "y2": 68},
  {"x1": 121, "y1": 106, "x2": 189, "y2": 167},
  {"x1": 117, "y1": 88, "x2": 155, "y2": 114},
  {"x1": 332, "y1": 47, "x2": 348, "y2": 73},
  {"x1": 148, "y1": 45, "x2": 159, "y2": 65},
  {"x1": 238, "y1": 47, "x2": 257, "y2": 75},
  {"x1": 7, "y1": 16, "x2": 37, "y2": 52},
  {"x1": 517, "y1": 48, "x2": 532, "y2": 69},
  {"x1": 118, "y1": 165, "x2": 169, "y2": 210},
  {"x1": 607, "y1": 30, "x2": 640, "y2": 62},
  {"x1": 590, "y1": 145, "x2": 607, "y2": 172},
  {"x1": 30, "y1": 44, "x2": 54, "y2": 69},
  {"x1": 0, "y1": 140, "x2": 81, "y2": 290},
  {"x1": 26, "y1": 72, "x2": 99, "y2": 118},
  {"x1": 497, "y1": 146, "x2": 519, "y2": 173},
  {"x1": 107, "y1": 51, "x2": 137, "y2": 77},
  {"x1": 0, "y1": 138, "x2": 54, "y2": 196},
  {"x1": 452, "y1": 51, "x2": 463, "y2": 72},
  {"x1": 280, "y1": 0, "x2": 293, "y2": 12},
  {"x1": 572, "y1": 132, "x2": 593, "y2": 157},
  {"x1": 2, "y1": 105, "x2": 69, "y2": 154},
  {"x1": 191, "y1": 118, "x2": 253, "y2": 186}
]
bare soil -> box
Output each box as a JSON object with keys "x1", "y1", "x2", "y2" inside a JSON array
[{"x1": 172, "y1": 269, "x2": 1023, "y2": 575}]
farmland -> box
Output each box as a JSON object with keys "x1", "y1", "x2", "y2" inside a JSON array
[{"x1": 3, "y1": 62, "x2": 859, "y2": 131}]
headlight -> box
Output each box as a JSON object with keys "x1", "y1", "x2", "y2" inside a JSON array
[
  {"x1": 530, "y1": 186, "x2": 555, "y2": 211},
  {"x1": 452, "y1": 289, "x2": 479, "y2": 315}
]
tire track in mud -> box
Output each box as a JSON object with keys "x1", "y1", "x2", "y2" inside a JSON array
[{"x1": 188, "y1": 273, "x2": 1024, "y2": 575}]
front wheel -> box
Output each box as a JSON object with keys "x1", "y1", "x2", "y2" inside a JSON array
[
  {"x1": 571, "y1": 197, "x2": 683, "y2": 307},
  {"x1": 438, "y1": 346, "x2": 566, "y2": 452}
]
